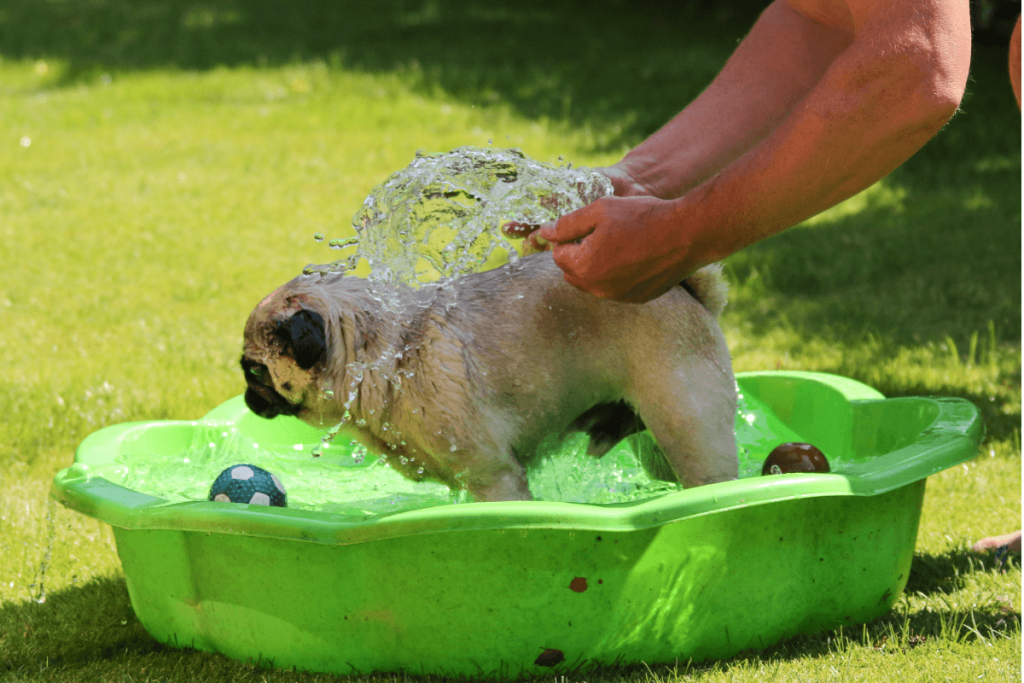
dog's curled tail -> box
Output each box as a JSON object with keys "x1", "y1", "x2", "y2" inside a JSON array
[{"x1": 682, "y1": 264, "x2": 728, "y2": 317}]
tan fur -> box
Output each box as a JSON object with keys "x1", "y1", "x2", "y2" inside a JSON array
[{"x1": 242, "y1": 252, "x2": 738, "y2": 502}]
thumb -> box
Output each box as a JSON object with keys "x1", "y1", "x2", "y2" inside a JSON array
[{"x1": 537, "y1": 206, "x2": 597, "y2": 245}]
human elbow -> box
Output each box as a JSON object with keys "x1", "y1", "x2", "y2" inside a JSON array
[
  {"x1": 894, "y1": 36, "x2": 970, "y2": 129},
  {"x1": 916, "y1": 55, "x2": 968, "y2": 125},
  {"x1": 843, "y1": 46, "x2": 966, "y2": 139}
]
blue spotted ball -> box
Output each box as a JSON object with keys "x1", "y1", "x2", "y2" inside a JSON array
[{"x1": 208, "y1": 464, "x2": 287, "y2": 507}]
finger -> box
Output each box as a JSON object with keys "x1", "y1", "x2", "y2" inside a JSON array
[
  {"x1": 501, "y1": 220, "x2": 540, "y2": 239},
  {"x1": 538, "y1": 206, "x2": 597, "y2": 244},
  {"x1": 522, "y1": 231, "x2": 551, "y2": 255},
  {"x1": 551, "y1": 240, "x2": 665, "y2": 304},
  {"x1": 549, "y1": 239, "x2": 597, "y2": 290}
]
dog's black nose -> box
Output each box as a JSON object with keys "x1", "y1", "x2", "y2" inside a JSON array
[{"x1": 245, "y1": 387, "x2": 281, "y2": 419}]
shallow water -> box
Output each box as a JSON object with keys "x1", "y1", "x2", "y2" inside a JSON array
[
  {"x1": 115, "y1": 428, "x2": 678, "y2": 515},
  {"x1": 106, "y1": 390, "x2": 820, "y2": 517}
]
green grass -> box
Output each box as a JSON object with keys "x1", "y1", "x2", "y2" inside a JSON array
[{"x1": 1, "y1": 1, "x2": 1020, "y2": 681}]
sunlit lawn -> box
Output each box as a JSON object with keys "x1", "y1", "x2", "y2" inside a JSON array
[{"x1": 1, "y1": 1, "x2": 1019, "y2": 681}]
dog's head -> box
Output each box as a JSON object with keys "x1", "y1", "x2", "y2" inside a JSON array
[{"x1": 241, "y1": 285, "x2": 329, "y2": 421}]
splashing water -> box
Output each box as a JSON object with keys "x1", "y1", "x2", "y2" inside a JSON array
[
  {"x1": 27, "y1": 496, "x2": 56, "y2": 604},
  {"x1": 306, "y1": 146, "x2": 612, "y2": 298}
]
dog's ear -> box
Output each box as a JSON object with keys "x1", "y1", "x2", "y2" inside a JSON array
[{"x1": 282, "y1": 309, "x2": 326, "y2": 370}]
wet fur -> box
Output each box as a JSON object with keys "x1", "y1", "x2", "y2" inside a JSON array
[{"x1": 241, "y1": 252, "x2": 738, "y2": 502}]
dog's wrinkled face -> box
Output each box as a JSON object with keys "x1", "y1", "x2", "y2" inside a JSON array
[{"x1": 241, "y1": 297, "x2": 328, "y2": 421}]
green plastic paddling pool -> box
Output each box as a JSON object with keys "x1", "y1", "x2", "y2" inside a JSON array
[{"x1": 51, "y1": 371, "x2": 982, "y2": 676}]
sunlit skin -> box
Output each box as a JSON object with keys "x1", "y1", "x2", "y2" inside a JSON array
[
  {"x1": 1010, "y1": 15, "x2": 1022, "y2": 108},
  {"x1": 512, "y1": 0, "x2": 972, "y2": 302}
]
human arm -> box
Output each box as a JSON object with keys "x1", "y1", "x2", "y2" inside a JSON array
[{"x1": 534, "y1": 0, "x2": 971, "y2": 302}]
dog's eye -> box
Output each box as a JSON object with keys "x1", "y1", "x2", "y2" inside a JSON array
[{"x1": 249, "y1": 365, "x2": 270, "y2": 383}]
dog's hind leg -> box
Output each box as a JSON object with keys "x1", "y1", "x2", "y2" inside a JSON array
[
  {"x1": 629, "y1": 358, "x2": 738, "y2": 489},
  {"x1": 567, "y1": 401, "x2": 647, "y2": 457}
]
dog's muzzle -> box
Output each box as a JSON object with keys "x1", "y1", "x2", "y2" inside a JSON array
[
  {"x1": 244, "y1": 386, "x2": 301, "y2": 419},
  {"x1": 242, "y1": 360, "x2": 302, "y2": 419}
]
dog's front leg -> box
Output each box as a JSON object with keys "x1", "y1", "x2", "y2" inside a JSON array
[
  {"x1": 458, "y1": 455, "x2": 532, "y2": 502},
  {"x1": 467, "y1": 471, "x2": 532, "y2": 502}
]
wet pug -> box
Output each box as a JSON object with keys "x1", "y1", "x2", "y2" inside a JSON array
[{"x1": 241, "y1": 252, "x2": 738, "y2": 502}]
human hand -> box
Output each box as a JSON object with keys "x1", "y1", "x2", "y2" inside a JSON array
[
  {"x1": 500, "y1": 164, "x2": 650, "y2": 254},
  {"x1": 534, "y1": 195, "x2": 701, "y2": 303}
]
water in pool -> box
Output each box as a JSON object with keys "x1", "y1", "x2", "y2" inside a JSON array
[{"x1": 109, "y1": 389, "x2": 809, "y2": 516}]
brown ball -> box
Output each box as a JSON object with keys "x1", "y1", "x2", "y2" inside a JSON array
[{"x1": 762, "y1": 442, "x2": 830, "y2": 475}]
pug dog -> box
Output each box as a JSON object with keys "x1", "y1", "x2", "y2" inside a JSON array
[{"x1": 241, "y1": 252, "x2": 738, "y2": 502}]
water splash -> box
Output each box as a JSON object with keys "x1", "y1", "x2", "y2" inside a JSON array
[
  {"x1": 28, "y1": 496, "x2": 56, "y2": 604},
  {"x1": 308, "y1": 146, "x2": 612, "y2": 294}
]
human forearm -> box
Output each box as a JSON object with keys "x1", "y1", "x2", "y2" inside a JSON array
[
  {"x1": 536, "y1": 0, "x2": 972, "y2": 303},
  {"x1": 613, "y1": 0, "x2": 853, "y2": 199},
  {"x1": 667, "y1": 1, "x2": 971, "y2": 267}
]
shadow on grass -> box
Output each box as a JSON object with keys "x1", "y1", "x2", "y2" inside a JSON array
[
  {"x1": 4, "y1": 1, "x2": 1019, "y2": 158},
  {"x1": 0, "y1": 578, "x2": 348, "y2": 682},
  {"x1": 620, "y1": 599, "x2": 1021, "y2": 680},
  {"x1": 0, "y1": 577, "x2": 160, "y2": 675},
  {"x1": 0, "y1": 0, "x2": 767, "y2": 152},
  {"x1": 906, "y1": 548, "x2": 1021, "y2": 596},
  {"x1": 569, "y1": 600, "x2": 1021, "y2": 681},
  {"x1": 2, "y1": 566, "x2": 1019, "y2": 681}
]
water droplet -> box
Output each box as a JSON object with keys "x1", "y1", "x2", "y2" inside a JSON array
[
  {"x1": 20, "y1": 136, "x2": 31, "y2": 148},
  {"x1": 314, "y1": 232, "x2": 325, "y2": 242}
]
